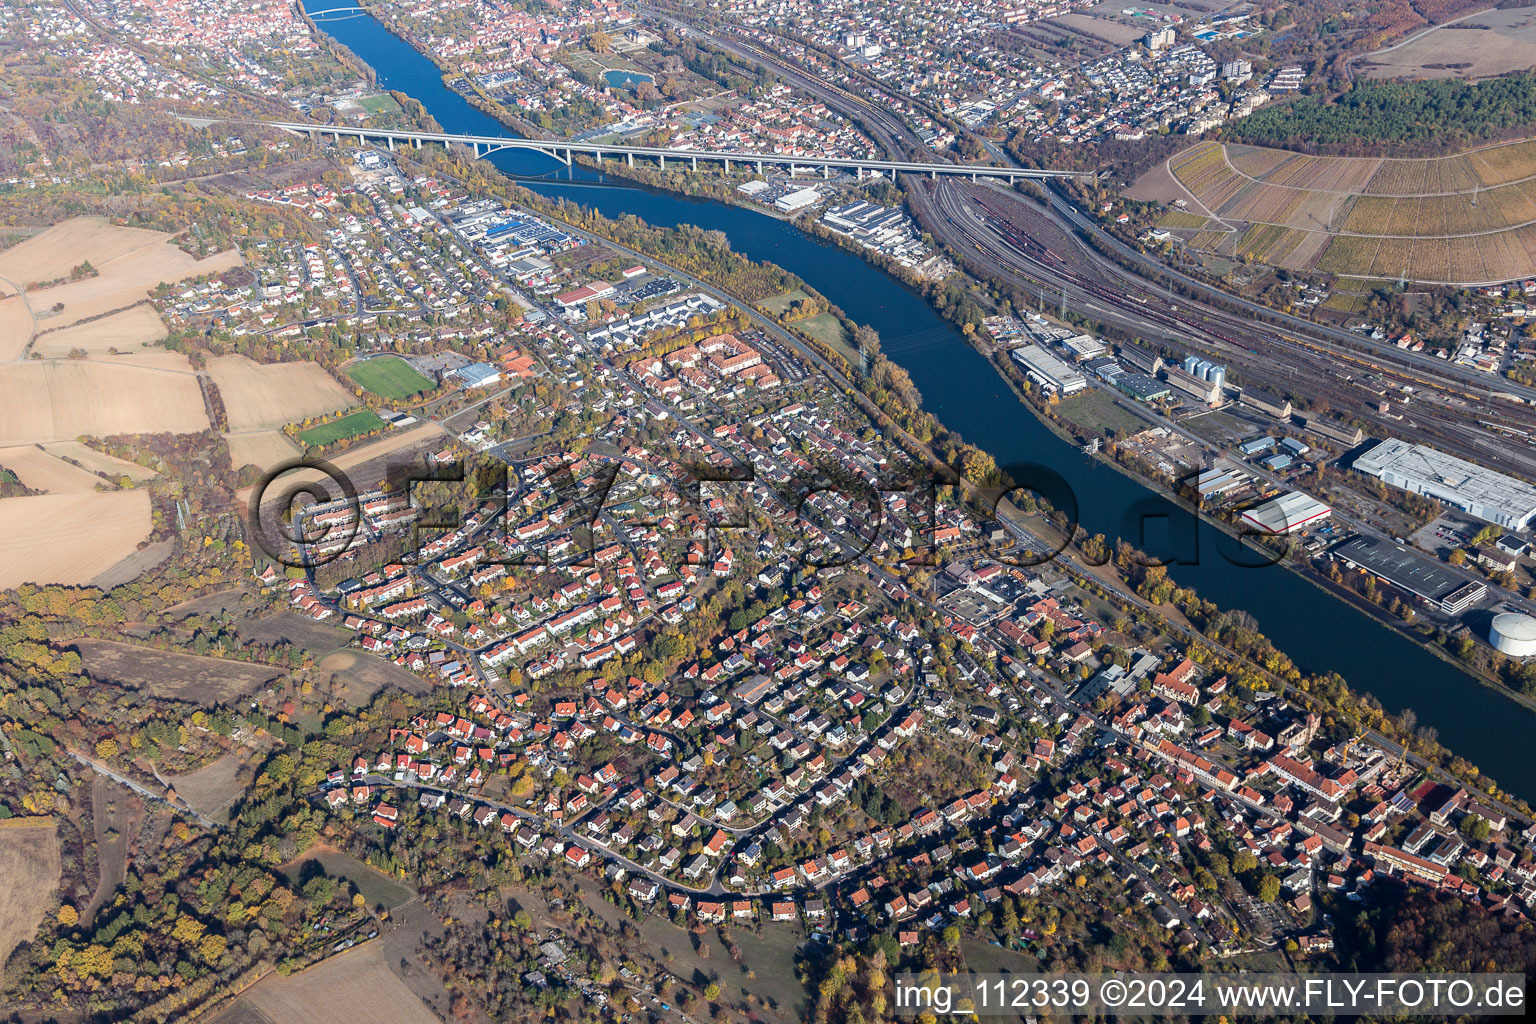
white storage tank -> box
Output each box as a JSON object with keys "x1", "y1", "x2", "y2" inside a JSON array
[{"x1": 1490, "y1": 611, "x2": 1536, "y2": 657}]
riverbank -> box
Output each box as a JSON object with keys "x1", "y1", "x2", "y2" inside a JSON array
[{"x1": 299, "y1": 0, "x2": 1536, "y2": 801}]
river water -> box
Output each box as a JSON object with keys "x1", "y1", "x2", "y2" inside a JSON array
[{"x1": 303, "y1": 1, "x2": 1536, "y2": 799}]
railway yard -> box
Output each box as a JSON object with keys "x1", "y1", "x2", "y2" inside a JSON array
[
  {"x1": 660, "y1": 12, "x2": 1536, "y2": 487},
  {"x1": 922, "y1": 179, "x2": 1536, "y2": 482}
]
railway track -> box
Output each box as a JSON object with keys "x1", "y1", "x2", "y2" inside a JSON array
[{"x1": 930, "y1": 180, "x2": 1536, "y2": 474}]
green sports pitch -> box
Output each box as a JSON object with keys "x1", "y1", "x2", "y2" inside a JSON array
[
  {"x1": 346, "y1": 356, "x2": 435, "y2": 399},
  {"x1": 299, "y1": 409, "x2": 388, "y2": 447}
]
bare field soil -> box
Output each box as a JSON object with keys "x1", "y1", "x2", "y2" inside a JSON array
[
  {"x1": 318, "y1": 650, "x2": 431, "y2": 704},
  {"x1": 1044, "y1": 13, "x2": 1144, "y2": 45},
  {"x1": 0, "y1": 491, "x2": 152, "y2": 588},
  {"x1": 0, "y1": 445, "x2": 112, "y2": 493},
  {"x1": 164, "y1": 754, "x2": 249, "y2": 824},
  {"x1": 1361, "y1": 9, "x2": 1536, "y2": 81},
  {"x1": 72, "y1": 639, "x2": 283, "y2": 702},
  {"x1": 246, "y1": 422, "x2": 447, "y2": 508},
  {"x1": 0, "y1": 818, "x2": 62, "y2": 985},
  {"x1": 0, "y1": 361, "x2": 209, "y2": 444},
  {"x1": 208, "y1": 355, "x2": 356, "y2": 432},
  {"x1": 43, "y1": 440, "x2": 159, "y2": 482},
  {"x1": 0, "y1": 294, "x2": 33, "y2": 360},
  {"x1": 21, "y1": 239, "x2": 240, "y2": 331},
  {"x1": 220, "y1": 942, "x2": 440, "y2": 1024},
  {"x1": 83, "y1": 776, "x2": 131, "y2": 926},
  {"x1": 33, "y1": 303, "x2": 168, "y2": 357},
  {"x1": 0, "y1": 217, "x2": 170, "y2": 286},
  {"x1": 239, "y1": 611, "x2": 352, "y2": 653},
  {"x1": 224, "y1": 430, "x2": 302, "y2": 473}
]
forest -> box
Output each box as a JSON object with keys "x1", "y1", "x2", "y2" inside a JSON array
[{"x1": 1227, "y1": 71, "x2": 1536, "y2": 154}]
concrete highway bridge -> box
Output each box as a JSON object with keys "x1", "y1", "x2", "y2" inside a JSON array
[{"x1": 194, "y1": 116, "x2": 1083, "y2": 183}]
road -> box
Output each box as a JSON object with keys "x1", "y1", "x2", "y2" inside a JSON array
[{"x1": 69, "y1": 750, "x2": 224, "y2": 830}]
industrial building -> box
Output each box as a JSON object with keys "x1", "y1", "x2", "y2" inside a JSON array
[
  {"x1": 1062, "y1": 333, "x2": 1107, "y2": 361},
  {"x1": 1237, "y1": 387, "x2": 1292, "y2": 420},
  {"x1": 1163, "y1": 365, "x2": 1222, "y2": 406},
  {"x1": 1301, "y1": 415, "x2": 1364, "y2": 447},
  {"x1": 1196, "y1": 467, "x2": 1245, "y2": 499},
  {"x1": 1011, "y1": 344, "x2": 1087, "y2": 395},
  {"x1": 1116, "y1": 373, "x2": 1170, "y2": 402},
  {"x1": 1353, "y1": 438, "x2": 1536, "y2": 531},
  {"x1": 1118, "y1": 342, "x2": 1163, "y2": 375},
  {"x1": 1490, "y1": 612, "x2": 1536, "y2": 657},
  {"x1": 1239, "y1": 491, "x2": 1331, "y2": 535},
  {"x1": 1331, "y1": 536, "x2": 1487, "y2": 615},
  {"x1": 775, "y1": 187, "x2": 824, "y2": 213}
]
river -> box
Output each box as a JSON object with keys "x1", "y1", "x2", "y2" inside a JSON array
[{"x1": 303, "y1": 1, "x2": 1536, "y2": 799}]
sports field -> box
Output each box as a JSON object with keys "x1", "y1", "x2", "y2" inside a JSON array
[
  {"x1": 299, "y1": 409, "x2": 388, "y2": 447},
  {"x1": 1143, "y1": 137, "x2": 1536, "y2": 283},
  {"x1": 345, "y1": 356, "x2": 435, "y2": 399}
]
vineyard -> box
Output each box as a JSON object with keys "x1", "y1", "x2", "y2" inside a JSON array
[{"x1": 1148, "y1": 137, "x2": 1536, "y2": 283}]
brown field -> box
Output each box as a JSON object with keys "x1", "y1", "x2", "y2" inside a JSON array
[
  {"x1": 72, "y1": 638, "x2": 284, "y2": 703},
  {"x1": 225, "y1": 430, "x2": 302, "y2": 472},
  {"x1": 0, "y1": 444, "x2": 112, "y2": 493},
  {"x1": 16, "y1": 237, "x2": 240, "y2": 332},
  {"x1": 0, "y1": 294, "x2": 33, "y2": 361},
  {"x1": 0, "y1": 360, "x2": 209, "y2": 444},
  {"x1": 33, "y1": 303, "x2": 168, "y2": 357},
  {"x1": 215, "y1": 942, "x2": 439, "y2": 1024},
  {"x1": 83, "y1": 776, "x2": 131, "y2": 926},
  {"x1": 0, "y1": 491, "x2": 152, "y2": 588},
  {"x1": 1147, "y1": 137, "x2": 1536, "y2": 282},
  {"x1": 208, "y1": 355, "x2": 356, "y2": 432},
  {"x1": 165, "y1": 754, "x2": 250, "y2": 824},
  {"x1": 1043, "y1": 13, "x2": 1144, "y2": 45},
  {"x1": 246, "y1": 422, "x2": 447, "y2": 508},
  {"x1": 43, "y1": 440, "x2": 160, "y2": 482},
  {"x1": 318, "y1": 650, "x2": 431, "y2": 704},
  {"x1": 0, "y1": 818, "x2": 62, "y2": 985},
  {"x1": 1361, "y1": 9, "x2": 1536, "y2": 81},
  {"x1": 0, "y1": 217, "x2": 171, "y2": 286}
]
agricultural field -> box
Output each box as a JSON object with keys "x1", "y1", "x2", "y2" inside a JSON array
[
  {"x1": 212, "y1": 942, "x2": 439, "y2": 1024},
  {"x1": 298, "y1": 409, "x2": 389, "y2": 448},
  {"x1": 0, "y1": 818, "x2": 62, "y2": 985},
  {"x1": 0, "y1": 445, "x2": 114, "y2": 493},
  {"x1": 0, "y1": 491, "x2": 153, "y2": 588},
  {"x1": 33, "y1": 303, "x2": 168, "y2": 357},
  {"x1": 42, "y1": 441, "x2": 159, "y2": 482},
  {"x1": 164, "y1": 754, "x2": 250, "y2": 824},
  {"x1": 345, "y1": 356, "x2": 435, "y2": 400},
  {"x1": 208, "y1": 355, "x2": 356, "y2": 432},
  {"x1": 1145, "y1": 137, "x2": 1536, "y2": 282},
  {"x1": 0, "y1": 360, "x2": 209, "y2": 445},
  {"x1": 224, "y1": 430, "x2": 302, "y2": 473},
  {"x1": 71, "y1": 639, "x2": 284, "y2": 703},
  {"x1": 0, "y1": 218, "x2": 240, "y2": 332},
  {"x1": 0, "y1": 295, "x2": 33, "y2": 361},
  {"x1": 1359, "y1": 9, "x2": 1536, "y2": 81}
]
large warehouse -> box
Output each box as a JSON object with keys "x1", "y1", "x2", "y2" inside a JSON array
[
  {"x1": 1332, "y1": 535, "x2": 1487, "y2": 615},
  {"x1": 1010, "y1": 344, "x2": 1086, "y2": 395},
  {"x1": 1353, "y1": 438, "x2": 1536, "y2": 531},
  {"x1": 1240, "y1": 491, "x2": 1332, "y2": 535}
]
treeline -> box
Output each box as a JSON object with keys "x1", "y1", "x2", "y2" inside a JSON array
[{"x1": 1226, "y1": 71, "x2": 1536, "y2": 154}]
